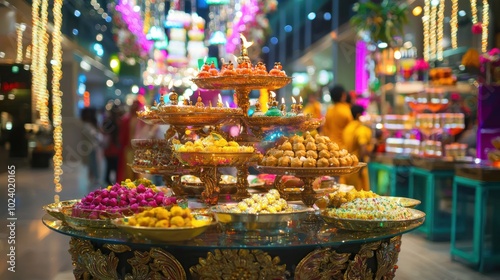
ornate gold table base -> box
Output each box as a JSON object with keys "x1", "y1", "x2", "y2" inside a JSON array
[{"x1": 68, "y1": 236, "x2": 401, "y2": 280}]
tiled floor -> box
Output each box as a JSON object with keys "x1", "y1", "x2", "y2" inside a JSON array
[{"x1": 0, "y1": 161, "x2": 499, "y2": 280}]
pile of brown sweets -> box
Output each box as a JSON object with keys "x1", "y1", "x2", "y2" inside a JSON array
[{"x1": 260, "y1": 132, "x2": 359, "y2": 168}]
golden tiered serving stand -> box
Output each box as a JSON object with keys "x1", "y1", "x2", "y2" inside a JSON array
[{"x1": 256, "y1": 163, "x2": 367, "y2": 207}]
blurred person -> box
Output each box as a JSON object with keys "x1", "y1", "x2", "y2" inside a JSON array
[
  {"x1": 102, "y1": 105, "x2": 122, "y2": 185},
  {"x1": 321, "y1": 85, "x2": 353, "y2": 148},
  {"x1": 303, "y1": 90, "x2": 323, "y2": 119},
  {"x1": 81, "y1": 108, "x2": 104, "y2": 187},
  {"x1": 341, "y1": 105, "x2": 372, "y2": 191},
  {"x1": 117, "y1": 100, "x2": 145, "y2": 182}
]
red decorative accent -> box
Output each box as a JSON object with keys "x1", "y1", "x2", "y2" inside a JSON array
[{"x1": 472, "y1": 22, "x2": 483, "y2": 34}]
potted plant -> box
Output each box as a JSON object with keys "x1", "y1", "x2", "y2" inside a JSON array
[{"x1": 350, "y1": 0, "x2": 409, "y2": 46}]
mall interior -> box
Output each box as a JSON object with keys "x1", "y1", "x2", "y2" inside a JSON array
[{"x1": 1, "y1": 0, "x2": 500, "y2": 279}]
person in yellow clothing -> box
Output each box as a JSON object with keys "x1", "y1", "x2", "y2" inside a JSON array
[
  {"x1": 321, "y1": 85, "x2": 352, "y2": 148},
  {"x1": 303, "y1": 91, "x2": 323, "y2": 120},
  {"x1": 341, "y1": 105, "x2": 372, "y2": 191}
]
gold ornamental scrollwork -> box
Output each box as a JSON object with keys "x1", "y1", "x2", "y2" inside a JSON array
[
  {"x1": 149, "y1": 248, "x2": 187, "y2": 280},
  {"x1": 375, "y1": 236, "x2": 402, "y2": 280},
  {"x1": 69, "y1": 238, "x2": 186, "y2": 280},
  {"x1": 103, "y1": 244, "x2": 131, "y2": 253},
  {"x1": 124, "y1": 248, "x2": 186, "y2": 280},
  {"x1": 68, "y1": 238, "x2": 92, "y2": 280},
  {"x1": 190, "y1": 249, "x2": 289, "y2": 280},
  {"x1": 295, "y1": 237, "x2": 402, "y2": 280},
  {"x1": 294, "y1": 248, "x2": 350, "y2": 280}
]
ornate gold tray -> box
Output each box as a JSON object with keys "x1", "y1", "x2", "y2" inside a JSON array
[
  {"x1": 112, "y1": 214, "x2": 215, "y2": 242},
  {"x1": 320, "y1": 208, "x2": 426, "y2": 231},
  {"x1": 298, "y1": 118, "x2": 323, "y2": 132},
  {"x1": 129, "y1": 164, "x2": 191, "y2": 175},
  {"x1": 157, "y1": 112, "x2": 237, "y2": 127},
  {"x1": 245, "y1": 115, "x2": 308, "y2": 128},
  {"x1": 192, "y1": 75, "x2": 292, "y2": 90},
  {"x1": 175, "y1": 152, "x2": 254, "y2": 166},
  {"x1": 210, "y1": 203, "x2": 313, "y2": 233},
  {"x1": 61, "y1": 208, "x2": 117, "y2": 230},
  {"x1": 381, "y1": 196, "x2": 421, "y2": 208},
  {"x1": 42, "y1": 199, "x2": 79, "y2": 221},
  {"x1": 135, "y1": 114, "x2": 164, "y2": 125},
  {"x1": 255, "y1": 163, "x2": 367, "y2": 177}
]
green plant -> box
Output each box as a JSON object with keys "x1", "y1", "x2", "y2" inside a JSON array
[{"x1": 350, "y1": 0, "x2": 409, "y2": 46}]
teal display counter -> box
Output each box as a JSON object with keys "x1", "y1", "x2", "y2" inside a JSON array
[
  {"x1": 451, "y1": 175, "x2": 500, "y2": 272},
  {"x1": 408, "y1": 167, "x2": 455, "y2": 241},
  {"x1": 368, "y1": 154, "x2": 411, "y2": 197}
]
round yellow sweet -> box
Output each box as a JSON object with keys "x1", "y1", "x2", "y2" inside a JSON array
[
  {"x1": 155, "y1": 220, "x2": 170, "y2": 228},
  {"x1": 170, "y1": 216, "x2": 185, "y2": 227},
  {"x1": 155, "y1": 208, "x2": 171, "y2": 220},
  {"x1": 170, "y1": 205, "x2": 184, "y2": 217}
]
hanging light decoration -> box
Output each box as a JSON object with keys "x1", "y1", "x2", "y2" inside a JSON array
[
  {"x1": 33, "y1": 0, "x2": 50, "y2": 127},
  {"x1": 423, "y1": 0, "x2": 430, "y2": 61},
  {"x1": 482, "y1": 0, "x2": 489, "y2": 53},
  {"x1": 437, "y1": 0, "x2": 445, "y2": 61},
  {"x1": 470, "y1": 0, "x2": 478, "y2": 24},
  {"x1": 16, "y1": 23, "x2": 26, "y2": 63},
  {"x1": 52, "y1": 0, "x2": 64, "y2": 198},
  {"x1": 450, "y1": 0, "x2": 458, "y2": 49},
  {"x1": 429, "y1": 0, "x2": 437, "y2": 61},
  {"x1": 31, "y1": 0, "x2": 40, "y2": 110}
]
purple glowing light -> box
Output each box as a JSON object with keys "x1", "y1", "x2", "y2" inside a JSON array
[{"x1": 115, "y1": 0, "x2": 153, "y2": 55}]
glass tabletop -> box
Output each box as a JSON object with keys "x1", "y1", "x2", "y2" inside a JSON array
[{"x1": 43, "y1": 214, "x2": 421, "y2": 250}]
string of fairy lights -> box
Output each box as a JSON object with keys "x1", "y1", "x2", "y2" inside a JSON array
[
  {"x1": 422, "y1": 0, "x2": 489, "y2": 62},
  {"x1": 31, "y1": 0, "x2": 40, "y2": 112},
  {"x1": 16, "y1": 24, "x2": 25, "y2": 63},
  {"x1": 436, "y1": 0, "x2": 445, "y2": 61},
  {"x1": 30, "y1": 0, "x2": 64, "y2": 201},
  {"x1": 451, "y1": 0, "x2": 458, "y2": 49},
  {"x1": 470, "y1": 0, "x2": 478, "y2": 25},
  {"x1": 36, "y1": 0, "x2": 50, "y2": 127},
  {"x1": 52, "y1": 0, "x2": 64, "y2": 199},
  {"x1": 429, "y1": 2, "x2": 437, "y2": 61},
  {"x1": 482, "y1": 0, "x2": 489, "y2": 53},
  {"x1": 422, "y1": 0, "x2": 430, "y2": 62}
]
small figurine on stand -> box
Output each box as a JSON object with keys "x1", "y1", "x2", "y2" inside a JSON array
[
  {"x1": 195, "y1": 93, "x2": 205, "y2": 107},
  {"x1": 296, "y1": 96, "x2": 304, "y2": 116},
  {"x1": 286, "y1": 97, "x2": 297, "y2": 117},
  {"x1": 291, "y1": 97, "x2": 297, "y2": 114},
  {"x1": 265, "y1": 91, "x2": 282, "y2": 116},
  {"x1": 253, "y1": 100, "x2": 265, "y2": 116},
  {"x1": 169, "y1": 91, "x2": 179, "y2": 105},
  {"x1": 280, "y1": 97, "x2": 287, "y2": 115},
  {"x1": 183, "y1": 95, "x2": 190, "y2": 106},
  {"x1": 159, "y1": 93, "x2": 166, "y2": 107}
]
